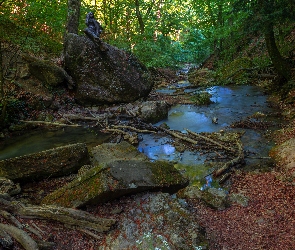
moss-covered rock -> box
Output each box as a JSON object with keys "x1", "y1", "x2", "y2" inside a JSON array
[
  {"x1": 270, "y1": 138, "x2": 295, "y2": 179},
  {"x1": 41, "y1": 160, "x2": 189, "y2": 208},
  {"x1": 188, "y1": 68, "x2": 215, "y2": 87},
  {"x1": 22, "y1": 54, "x2": 74, "y2": 89},
  {"x1": 0, "y1": 143, "x2": 90, "y2": 183}
]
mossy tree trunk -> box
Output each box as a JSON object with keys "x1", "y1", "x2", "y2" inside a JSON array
[{"x1": 264, "y1": 22, "x2": 291, "y2": 82}]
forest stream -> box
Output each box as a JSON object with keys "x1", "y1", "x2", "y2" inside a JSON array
[{"x1": 0, "y1": 82, "x2": 281, "y2": 188}]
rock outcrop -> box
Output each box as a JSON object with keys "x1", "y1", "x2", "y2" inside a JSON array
[{"x1": 63, "y1": 33, "x2": 154, "y2": 105}]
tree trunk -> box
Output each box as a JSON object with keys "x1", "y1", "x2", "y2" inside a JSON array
[
  {"x1": 264, "y1": 22, "x2": 291, "y2": 81},
  {"x1": 65, "y1": 0, "x2": 81, "y2": 34},
  {"x1": 134, "y1": 0, "x2": 145, "y2": 34},
  {"x1": 0, "y1": 42, "x2": 7, "y2": 126}
]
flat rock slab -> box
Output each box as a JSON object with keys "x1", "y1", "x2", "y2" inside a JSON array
[
  {"x1": 0, "y1": 143, "x2": 90, "y2": 183},
  {"x1": 90, "y1": 141, "x2": 148, "y2": 166},
  {"x1": 42, "y1": 160, "x2": 189, "y2": 208}
]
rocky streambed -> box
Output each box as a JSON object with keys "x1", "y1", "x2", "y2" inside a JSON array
[{"x1": 1, "y1": 76, "x2": 294, "y2": 249}]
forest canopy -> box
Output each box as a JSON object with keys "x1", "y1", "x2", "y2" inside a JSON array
[{"x1": 0, "y1": 0, "x2": 295, "y2": 70}]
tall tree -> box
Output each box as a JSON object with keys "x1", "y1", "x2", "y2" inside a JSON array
[{"x1": 66, "y1": 0, "x2": 81, "y2": 34}]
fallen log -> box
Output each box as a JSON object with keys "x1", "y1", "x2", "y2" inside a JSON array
[{"x1": 111, "y1": 125, "x2": 156, "y2": 134}]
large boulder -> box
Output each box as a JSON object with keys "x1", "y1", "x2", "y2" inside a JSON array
[
  {"x1": 63, "y1": 33, "x2": 154, "y2": 105},
  {"x1": 42, "y1": 160, "x2": 188, "y2": 208}
]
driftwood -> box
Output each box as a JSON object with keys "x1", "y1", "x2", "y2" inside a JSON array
[{"x1": 0, "y1": 198, "x2": 116, "y2": 249}]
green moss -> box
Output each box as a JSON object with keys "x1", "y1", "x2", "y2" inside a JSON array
[
  {"x1": 150, "y1": 161, "x2": 186, "y2": 185},
  {"x1": 190, "y1": 91, "x2": 212, "y2": 105}
]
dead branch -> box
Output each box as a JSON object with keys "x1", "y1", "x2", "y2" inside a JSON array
[
  {"x1": 159, "y1": 127, "x2": 199, "y2": 145},
  {"x1": 213, "y1": 140, "x2": 244, "y2": 177},
  {"x1": 62, "y1": 113, "x2": 112, "y2": 121},
  {"x1": 20, "y1": 120, "x2": 81, "y2": 127},
  {"x1": 185, "y1": 129, "x2": 236, "y2": 152}
]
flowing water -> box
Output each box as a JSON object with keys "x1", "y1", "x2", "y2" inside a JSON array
[{"x1": 138, "y1": 84, "x2": 280, "y2": 187}]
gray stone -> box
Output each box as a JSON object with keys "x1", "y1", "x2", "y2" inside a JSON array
[
  {"x1": 139, "y1": 101, "x2": 170, "y2": 123},
  {"x1": 100, "y1": 193, "x2": 205, "y2": 249},
  {"x1": 90, "y1": 141, "x2": 148, "y2": 166},
  {"x1": 229, "y1": 192, "x2": 249, "y2": 207},
  {"x1": 63, "y1": 33, "x2": 153, "y2": 105}
]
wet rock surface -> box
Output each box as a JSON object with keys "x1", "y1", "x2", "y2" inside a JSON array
[
  {"x1": 90, "y1": 141, "x2": 148, "y2": 166},
  {"x1": 138, "y1": 101, "x2": 170, "y2": 123},
  {"x1": 63, "y1": 33, "x2": 153, "y2": 105}
]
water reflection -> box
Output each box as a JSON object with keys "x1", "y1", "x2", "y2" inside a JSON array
[
  {"x1": 138, "y1": 144, "x2": 180, "y2": 161},
  {"x1": 0, "y1": 127, "x2": 110, "y2": 160}
]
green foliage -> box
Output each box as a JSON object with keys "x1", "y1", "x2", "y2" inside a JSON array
[{"x1": 216, "y1": 57, "x2": 253, "y2": 85}]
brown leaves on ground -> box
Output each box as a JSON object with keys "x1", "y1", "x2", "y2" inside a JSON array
[{"x1": 193, "y1": 171, "x2": 295, "y2": 249}]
